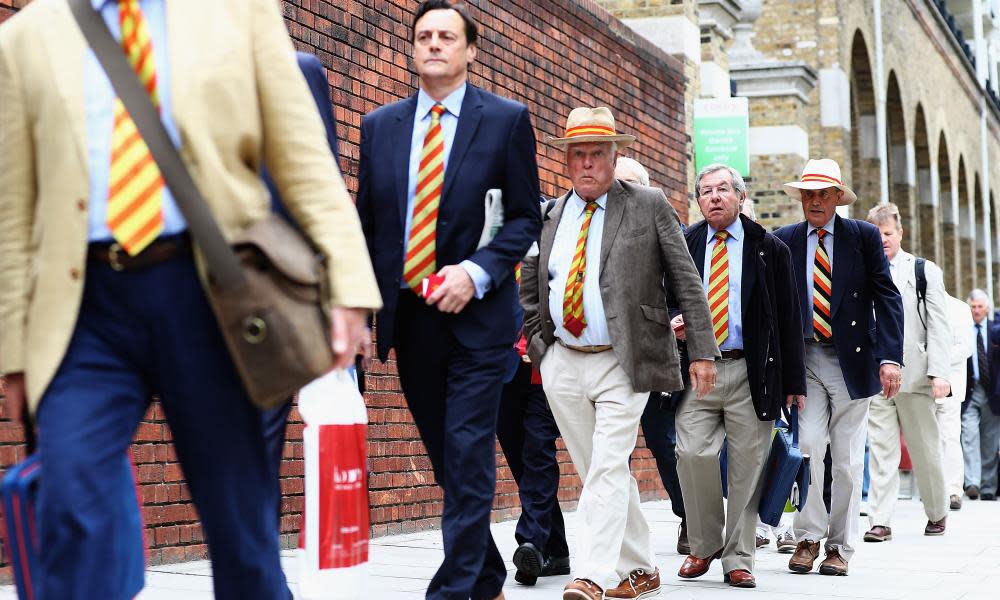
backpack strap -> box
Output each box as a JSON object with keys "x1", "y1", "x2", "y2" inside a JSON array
[{"x1": 915, "y1": 257, "x2": 928, "y2": 330}]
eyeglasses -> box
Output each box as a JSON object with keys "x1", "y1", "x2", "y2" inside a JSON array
[{"x1": 698, "y1": 184, "x2": 732, "y2": 199}]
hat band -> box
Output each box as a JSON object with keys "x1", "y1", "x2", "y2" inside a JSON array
[
  {"x1": 565, "y1": 124, "x2": 617, "y2": 138},
  {"x1": 801, "y1": 173, "x2": 842, "y2": 186}
]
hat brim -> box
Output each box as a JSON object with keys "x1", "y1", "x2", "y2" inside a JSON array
[
  {"x1": 548, "y1": 134, "x2": 635, "y2": 148},
  {"x1": 783, "y1": 181, "x2": 857, "y2": 206}
]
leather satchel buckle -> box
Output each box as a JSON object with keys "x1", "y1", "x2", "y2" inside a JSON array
[{"x1": 107, "y1": 242, "x2": 126, "y2": 272}]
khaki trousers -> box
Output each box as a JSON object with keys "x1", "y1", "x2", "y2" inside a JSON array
[
  {"x1": 676, "y1": 358, "x2": 771, "y2": 573},
  {"x1": 867, "y1": 392, "x2": 948, "y2": 526},
  {"x1": 793, "y1": 342, "x2": 869, "y2": 561},
  {"x1": 935, "y1": 399, "x2": 965, "y2": 498},
  {"x1": 539, "y1": 343, "x2": 654, "y2": 591}
]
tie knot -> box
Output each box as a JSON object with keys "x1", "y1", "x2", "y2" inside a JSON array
[
  {"x1": 715, "y1": 230, "x2": 729, "y2": 242},
  {"x1": 584, "y1": 201, "x2": 598, "y2": 215},
  {"x1": 815, "y1": 229, "x2": 828, "y2": 240},
  {"x1": 431, "y1": 104, "x2": 446, "y2": 119}
]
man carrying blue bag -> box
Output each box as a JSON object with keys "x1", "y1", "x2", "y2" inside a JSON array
[{"x1": 673, "y1": 164, "x2": 806, "y2": 588}]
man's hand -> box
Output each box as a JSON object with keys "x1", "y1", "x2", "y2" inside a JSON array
[
  {"x1": 426, "y1": 265, "x2": 475, "y2": 313},
  {"x1": 689, "y1": 359, "x2": 717, "y2": 400},
  {"x1": 1, "y1": 372, "x2": 27, "y2": 424},
  {"x1": 786, "y1": 394, "x2": 806, "y2": 411},
  {"x1": 930, "y1": 377, "x2": 951, "y2": 400},
  {"x1": 671, "y1": 315, "x2": 686, "y2": 341},
  {"x1": 330, "y1": 307, "x2": 372, "y2": 369},
  {"x1": 880, "y1": 363, "x2": 903, "y2": 400}
]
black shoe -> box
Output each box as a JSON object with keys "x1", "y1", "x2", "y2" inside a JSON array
[
  {"x1": 966, "y1": 485, "x2": 980, "y2": 500},
  {"x1": 540, "y1": 554, "x2": 570, "y2": 577},
  {"x1": 512, "y1": 542, "x2": 544, "y2": 586},
  {"x1": 677, "y1": 519, "x2": 691, "y2": 555},
  {"x1": 982, "y1": 493, "x2": 997, "y2": 501}
]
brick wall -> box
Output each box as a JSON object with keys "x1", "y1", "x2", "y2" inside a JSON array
[{"x1": 0, "y1": 0, "x2": 688, "y2": 574}]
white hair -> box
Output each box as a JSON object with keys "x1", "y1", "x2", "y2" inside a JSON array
[
  {"x1": 615, "y1": 156, "x2": 650, "y2": 186},
  {"x1": 968, "y1": 288, "x2": 990, "y2": 305}
]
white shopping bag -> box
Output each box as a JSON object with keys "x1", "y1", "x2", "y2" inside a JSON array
[{"x1": 297, "y1": 369, "x2": 369, "y2": 599}]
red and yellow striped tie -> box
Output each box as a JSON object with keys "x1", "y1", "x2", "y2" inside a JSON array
[
  {"x1": 813, "y1": 229, "x2": 833, "y2": 342},
  {"x1": 107, "y1": 0, "x2": 164, "y2": 256},
  {"x1": 708, "y1": 230, "x2": 730, "y2": 347},
  {"x1": 404, "y1": 104, "x2": 447, "y2": 292},
  {"x1": 562, "y1": 202, "x2": 599, "y2": 338}
]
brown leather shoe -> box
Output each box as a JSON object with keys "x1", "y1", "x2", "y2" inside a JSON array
[
  {"x1": 863, "y1": 525, "x2": 892, "y2": 542},
  {"x1": 924, "y1": 516, "x2": 946, "y2": 536},
  {"x1": 950, "y1": 494, "x2": 962, "y2": 510},
  {"x1": 564, "y1": 578, "x2": 603, "y2": 600},
  {"x1": 819, "y1": 549, "x2": 849, "y2": 576},
  {"x1": 605, "y1": 568, "x2": 661, "y2": 598},
  {"x1": 755, "y1": 534, "x2": 769, "y2": 548},
  {"x1": 678, "y1": 549, "x2": 722, "y2": 579},
  {"x1": 676, "y1": 520, "x2": 690, "y2": 555},
  {"x1": 788, "y1": 540, "x2": 820, "y2": 573},
  {"x1": 724, "y1": 569, "x2": 756, "y2": 588}
]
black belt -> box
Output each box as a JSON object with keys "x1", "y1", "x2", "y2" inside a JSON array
[
  {"x1": 88, "y1": 234, "x2": 192, "y2": 271},
  {"x1": 719, "y1": 349, "x2": 745, "y2": 360}
]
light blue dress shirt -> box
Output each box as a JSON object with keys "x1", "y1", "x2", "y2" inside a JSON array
[
  {"x1": 85, "y1": 0, "x2": 186, "y2": 242},
  {"x1": 703, "y1": 218, "x2": 744, "y2": 351},
  {"x1": 547, "y1": 191, "x2": 610, "y2": 346},
  {"x1": 804, "y1": 215, "x2": 836, "y2": 339},
  {"x1": 973, "y1": 320, "x2": 987, "y2": 380},
  {"x1": 402, "y1": 85, "x2": 490, "y2": 297}
]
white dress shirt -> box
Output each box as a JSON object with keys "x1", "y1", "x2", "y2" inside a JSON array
[{"x1": 548, "y1": 191, "x2": 610, "y2": 345}]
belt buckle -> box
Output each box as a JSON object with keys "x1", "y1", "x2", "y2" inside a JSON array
[{"x1": 108, "y1": 242, "x2": 126, "y2": 272}]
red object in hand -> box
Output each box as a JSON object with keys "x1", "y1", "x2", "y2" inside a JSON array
[{"x1": 422, "y1": 273, "x2": 445, "y2": 298}]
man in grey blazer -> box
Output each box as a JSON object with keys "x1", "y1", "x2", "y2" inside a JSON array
[
  {"x1": 863, "y1": 203, "x2": 950, "y2": 541},
  {"x1": 520, "y1": 107, "x2": 718, "y2": 600}
]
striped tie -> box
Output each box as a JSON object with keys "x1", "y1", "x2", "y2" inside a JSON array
[
  {"x1": 708, "y1": 231, "x2": 730, "y2": 347},
  {"x1": 404, "y1": 104, "x2": 447, "y2": 292},
  {"x1": 562, "y1": 201, "x2": 599, "y2": 338},
  {"x1": 107, "y1": 0, "x2": 164, "y2": 256},
  {"x1": 813, "y1": 229, "x2": 833, "y2": 342}
]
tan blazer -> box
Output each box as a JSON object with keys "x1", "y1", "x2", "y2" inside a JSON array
[
  {"x1": 891, "y1": 250, "x2": 950, "y2": 395},
  {"x1": 520, "y1": 179, "x2": 718, "y2": 394},
  {"x1": 0, "y1": 0, "x2": 381, "y2": 409}
]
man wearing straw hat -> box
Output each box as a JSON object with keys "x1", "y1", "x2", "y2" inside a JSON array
[
  {"x1": 774, "y1": 159, "x2": 903, "y2": 576},
  {"x1": 520, "y1": 107, "x2": 718, "y2": 600}
]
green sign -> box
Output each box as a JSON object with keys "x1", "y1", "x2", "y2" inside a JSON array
[{"x1": 694, "y1": 98, "x2": 749, "y2": 177}]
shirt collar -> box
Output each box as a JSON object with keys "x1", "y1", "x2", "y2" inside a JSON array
[
  {"x1": 568, "y1": 189, "x2": 608, "y2": 214},
  {"x1": 707, "y1": 216, "x2": 743, "y2": 242},
  {"x1": 889, "y1": 249, "x2": 908, "y2": 268},
  {"x1": 416, "y1": 84, "x2": 466, "y2": 122},
  {"x1": 809, "y1": 214, "x2": 836, "y2": 237}
]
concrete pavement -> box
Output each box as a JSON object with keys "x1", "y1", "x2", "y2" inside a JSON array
[{"x1": 3, "y1": 497, "x2": 998, "y2": 599}]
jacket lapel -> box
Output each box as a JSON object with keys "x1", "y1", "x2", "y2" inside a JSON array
[
  {"x1": 831, "y1": 215, "x2": 857, "y2": 317},
  {"x1": 790, "y1": 221, "x2": 809, "y2": 328},
  {"x1": 686, "y1": 220, "x2": 708, "y2": 278},
  {"x1": 42, "y1": 1, "x2": 89, "y2": 177},
  {"x1": 441, "y1": 86, "x2": 483, "y2": 204},
  {"x1": 538, "y1": 192, "x2": 570, "y2": 319},
  {"x1": 599, "y1": 180, "x2": 627, "y2": 274},
  {"x1": 741, "y1": 215, "x2": 761, "y2": 319},
  {"x1": 392, "y1": 96, "x2": 418, "y2": 228}
]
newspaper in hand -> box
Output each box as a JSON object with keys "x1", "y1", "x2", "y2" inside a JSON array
[{"x1": 476, "y1": 189, "x2": 504, "y2": 249}]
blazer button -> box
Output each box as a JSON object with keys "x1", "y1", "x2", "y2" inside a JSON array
[
  {"x1": 768, "y1": 357, "x2": 774, "y2": 362},
  {"x1": 69, "y1": 268, "x2": 81, "y2": 281},
  {"x1": 851, "y1": 321, "x2": 857, "y2": 326},
  {"x1": 77, "y1": 198, "x2": 87, "y2": 212},
  {"x1": 853, "y1": 292, "x2": 859, "y2": 298},
  {"x1": 856, "y1": 347, "x2": 861, "y2": 353}
]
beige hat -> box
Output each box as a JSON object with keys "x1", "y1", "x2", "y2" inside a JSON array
[
  {"x1": 782, "y1": 158, "x2": 857, "y2": 206},
  {"x1": 548, "y1": 107, "x2": 635, "y2": 148}
]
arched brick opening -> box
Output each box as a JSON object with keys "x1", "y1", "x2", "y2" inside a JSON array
[
  {"x1": 939, "y1": 134, "x2": 958, "y2": 295},
  {"x1": 850, "y1": 31, "x2": 880, "y2": 216},
  {"x1": 914, "y1": 104, "x2": 933, "y2": 259}
]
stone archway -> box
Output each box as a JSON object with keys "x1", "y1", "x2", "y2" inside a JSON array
[
  {"x1": 914, "y1": 104, "x2": 933, "y2": 259},
  {"x1": 991, "y1": 191, "x2": 999, "y2": 301},
  {"x1": 939, "y1": 134, "x2": 958, "y2": 295},
  {"x1": 886, "y1": 72, "x2": 914, "y2": 241},
  {"x1": 850, "y1": 31, "x2": 880, "y2": 214},
  {"x1": 958, "y1": 158, "x2": 972, "y2": 297},
  {"x1": 975, "y1": 176, "x2": 987, "y2": 291}
]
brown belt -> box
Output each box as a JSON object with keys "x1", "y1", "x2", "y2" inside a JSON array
[
  {"x1": 719, "y1": 349, "x2": 745, "y2": 360},
  {"x1": 557, "y1": 339, "x2": 612, "y2": 354},
  {"x1": 88, "y1": 234, "x2": 192, "y2": 272}
]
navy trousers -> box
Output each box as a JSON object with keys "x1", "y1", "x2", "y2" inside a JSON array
[
  {"x1": 496, "y1": 360, "x2": 568, "y2": 559},
  {"x1": 394, "y1": 291, "x2": 508, "y2": 600},
  {"x1": 36, "y1": 251, "x2": 289, "y2": 600},
  {"x1": 640, "y1": 393, "x2": 685, "y2": 519}
]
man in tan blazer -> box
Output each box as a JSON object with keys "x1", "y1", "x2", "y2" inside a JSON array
[
  {"x1": 520, "y1": 107, "x2": 718, "y2": 600},
  {"x1": 863, "y1": 203, "x2": 950, "y2": 541},
  {"x1": 0, "y1": 1, "x2": 380, "y2": 598}
]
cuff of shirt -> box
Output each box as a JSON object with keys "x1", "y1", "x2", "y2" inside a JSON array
[
  {"x1": 460, "y1": 260, "x2": 492, "y2": 299},
  {"x1": 880, "y1": 360, "x2": 901, "y2": 367}
]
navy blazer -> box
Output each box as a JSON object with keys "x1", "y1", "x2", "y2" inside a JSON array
[
  {"x1": 774, "y1": 215, "x2": 904, "y2": 400},
  {"x1": 263, "y1": 52, "x2": 339, "y2": 220},
  {"x1": 965, "y1": 319, "x2": 1000, "y2": 415},
  {"x1": 684, "y1": 215, "x2": 806, "y2": 420},
  {"x1": 356, "y1": 85, "x2": 542, "y2": 360}
]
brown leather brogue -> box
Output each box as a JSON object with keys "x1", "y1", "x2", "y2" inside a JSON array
[
  {"x1": 863, "y1": 525, "x2": 892, "y2": 542},
  {"x1": 788, "y1": 540, "x2": 820, "y2": 573},
  {"x1": 605, "y1": 567, "x2": 660, "y2": 598},
  {"x1": 563, "y1": 578, "x2": 603, "y2": 600},
  {"x1": 819, "y1": 549, "x2": 849, "y2": 576},
  {"x1": 724, "y1": 569, "x2": 756, "y2": 588},
  {"x1": 924, "y1": 516, "x2": 946, "y2": 536},
  {"x1": 678, "y1": 549, "x2": 722, "y2": 579}
]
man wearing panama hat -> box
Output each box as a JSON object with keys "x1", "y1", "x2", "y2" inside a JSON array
[
  {"x1": 520, "y1": 107, "x2": 718, "y2": 600},
  {"x1": 773, "y1": 159, "x2": 903, "y2": 576}
]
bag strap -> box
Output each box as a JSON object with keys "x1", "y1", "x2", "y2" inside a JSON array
[
  {"x1": 68, "y1": 0, "x2": 244, "y2": 290},
  {"x1": 915, "y1": 257, "x2": 928, "y2": 331},
  {"x1": 791, "y1": 404, "x2": 799, "y2": 446}
]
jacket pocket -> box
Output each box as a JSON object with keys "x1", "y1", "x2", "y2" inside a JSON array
[{"x1": 640, "y1": 304, "x2": 670, "y2": 326}]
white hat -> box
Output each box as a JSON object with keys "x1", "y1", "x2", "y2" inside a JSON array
[
  {"x1": 548, "y1": 107, "x2": 635, "y2": 148},
  {"x1": 782, "y1": 158, "x2": 857, "y2": 206}
]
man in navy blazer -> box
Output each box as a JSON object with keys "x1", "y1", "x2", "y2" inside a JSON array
[
  {"x1": 356, "y1": 2, "x2": 541, "y2": 598},
  {"x1": 774, "y1": 159, "x2": 903, "y2": 577},
  {"x1": 962, "y1": 289, "x2": 1000, "y2": 500}
]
